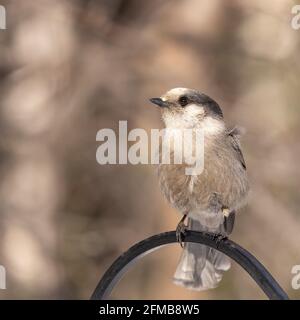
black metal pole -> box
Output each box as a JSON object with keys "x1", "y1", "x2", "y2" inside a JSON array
[{"x1": 90, "y1": 230, "x2": 289, "y2": 300}]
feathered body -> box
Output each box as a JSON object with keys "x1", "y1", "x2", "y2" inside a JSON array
[
  {"x1": 158, "y1": 127, "x2": 248, "y2": 230},
  {"x1": 151, "y1": 88, "x2": 249, "y2": 290}
]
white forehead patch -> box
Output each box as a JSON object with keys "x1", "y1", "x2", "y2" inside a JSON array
[
  {"x1": 162, "y1": 87, "x2": 190, "y2": 100},
  {"x1": 166, "y1": 87, "x2": 189, "y2": 95}
]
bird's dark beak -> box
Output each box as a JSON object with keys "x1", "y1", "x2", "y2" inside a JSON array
[{"x1": 149, "y1": 97, "x2": 169, "y2": 108}]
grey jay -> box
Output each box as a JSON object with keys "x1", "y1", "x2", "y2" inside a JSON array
[{"x1": 150, "y1": 87, "x2": 249, "y2": 291}]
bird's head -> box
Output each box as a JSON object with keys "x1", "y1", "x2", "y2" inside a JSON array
[{"x1": 150, "y1": 87, "x2": 225, "y2": 134}]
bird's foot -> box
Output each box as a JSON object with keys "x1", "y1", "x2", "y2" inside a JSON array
[
  {"x1": 213, "y1": 233, "x2": 228, "y2": 248},
  {"x1": 176, "y1": 214, "x2": 187, "y2": 248}
]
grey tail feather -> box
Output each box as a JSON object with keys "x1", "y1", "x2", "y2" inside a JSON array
[{"x1": 173, "y1": 218, "x2": 231, "y2": 291}]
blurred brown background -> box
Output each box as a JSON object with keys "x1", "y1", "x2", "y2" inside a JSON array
[{"x1": 0, "y1": 0, "x2": 300, "y2": 299}]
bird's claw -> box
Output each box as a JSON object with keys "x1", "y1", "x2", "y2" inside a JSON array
[
  {"x1": 176, "y1": 223, "x2": 187, "y2": 248},
  {"x1": 176, "y1": 215, "x2": 187, "y2": 248},
  {"x1": 213, "y1": 233, "x2": 228, "y2": 248}
]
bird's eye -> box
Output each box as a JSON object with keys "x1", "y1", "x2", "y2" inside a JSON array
[{"x1": 178, "y1": 96, "x2": 189, "y2": 107}]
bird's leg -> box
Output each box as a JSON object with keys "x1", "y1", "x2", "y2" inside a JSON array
[
  {"x1": 176, "y1": 214, "x2": 188, "y2": 248},
  {"x1": 210, "y1": 205, "x2": 232, "y2": 247}
]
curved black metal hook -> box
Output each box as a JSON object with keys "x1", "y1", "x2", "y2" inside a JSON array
[{"x1": 90, "y1": 231, "x2": 289, "y2": 300}]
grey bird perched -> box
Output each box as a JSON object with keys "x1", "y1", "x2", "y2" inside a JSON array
[{"x1": 149, "y1": 88, "x2": 249, "y2": 291}]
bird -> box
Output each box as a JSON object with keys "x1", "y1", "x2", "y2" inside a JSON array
[{"x1": 149, "y1": 87, "x2": 249, "y2": 291}]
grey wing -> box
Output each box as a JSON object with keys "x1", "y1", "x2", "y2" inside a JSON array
[{"x1": 227, "y1": 127, "x2": 246, "y2": 170}]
